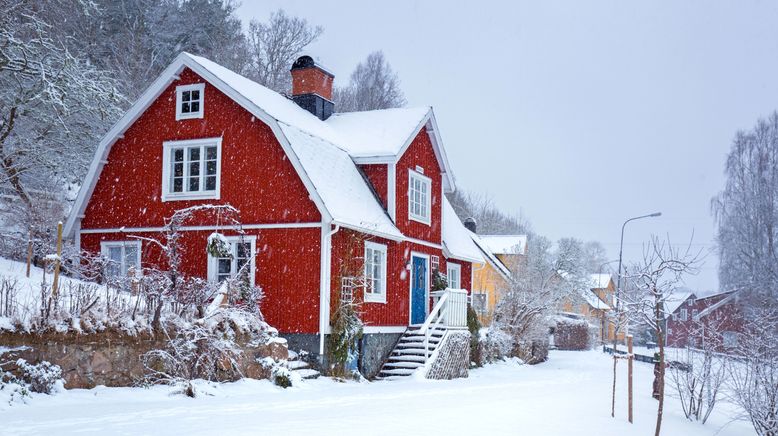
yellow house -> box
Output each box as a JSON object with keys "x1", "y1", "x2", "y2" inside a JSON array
[
  {"x1": 560, "y1": 273, "x2": 625, "y2": 343},
  {"x1": 469, "y1": 234, "x2": 527, "y2": 325}
]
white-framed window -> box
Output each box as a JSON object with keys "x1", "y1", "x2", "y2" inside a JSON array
[
  {"x1": 162, "y1": 137, "x2": 222, "y2": 201},
  {"x1": 680, "y1": 308, "x2": 688, "y2": 321},
  {"x1": 723, "y1": 331, "x2": 738, "y2": 349},
  {"x1": 207, "y1": 235, "x2": 256, "y2": 285},
  {"x1": 472, "y1": 292, "x2": 487, "y2": 314},
  {"x1": 176, "y1": 83, "x2": 205, "y2": 120},
  {"x1": 447, "y1": 262, "x2": 461, "y2": 289},
  {"x1": 408, "y1": 170, "x2": 432, "y2": 225},
  {"x1": 101, "y1": 240, "x2": 142, "y2": 278},
  {"x1": 667, "y1": 328, "x2": 673, "y2": 337},
  {"x1": 431, "y1": 255, "x2": 440, "y2": 272},
  {"x1": 364, "y1": 241, "x2": 387, "y2": 303},
  {"x1": 692, "y1": 309, "x2": 699, "y2": 320}
]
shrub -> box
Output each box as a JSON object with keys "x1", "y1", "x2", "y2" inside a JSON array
[
  {"x1": 554, "y1": 318, "x2": 592, "y2": 351},
  {"x1": 480, "y1": 328, "x2": 513, "y2": 363},
  {"x1": 467, "y1": 305, "x2": 482, "y2": 367}
]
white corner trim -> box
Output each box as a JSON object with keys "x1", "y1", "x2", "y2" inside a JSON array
[
  {"x1": 387, "y1": 163, "x2": 396, "y2": 222},
  {"x1": 320, "y1": 222, "x2": 339, "y2": 356},
  {"x1": 175, "y1": 83, "x2": 205, "y2": 120},
  {"x1": 161, "y1": 137, "x2": 222, "y2": 202}
]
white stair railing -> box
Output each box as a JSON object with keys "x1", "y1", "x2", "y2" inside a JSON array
[{"x1": 417, "y1": 288, "x2": 469, "y2": 359}]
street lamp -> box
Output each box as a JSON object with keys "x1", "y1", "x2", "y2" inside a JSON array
[{"x1": 615, "y1": 212, "x2": 662, "y2": 328}]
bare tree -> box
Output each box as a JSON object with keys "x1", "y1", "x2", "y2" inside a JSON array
[
  {"x1": 491, "y1": 235, "x2": 584, "y2": 362},
  {"x1": 334, "y1": 51, "x2": 406, "y2": 113},
  {"x1": 623, "y1": 235, "x2": 701, "y2": 436},
  {"x1": 446, "y1": 189, "x2": 532, "y2": 235},
  {"x1": 245, "y1": 9, "x2": 323, "y2": 94},
  {"x1": 666, "y1": 316, "x2": 727, "y2": 424},
  {"x1": 0, "y1": 1, "x2": 123, "y2": 209}
]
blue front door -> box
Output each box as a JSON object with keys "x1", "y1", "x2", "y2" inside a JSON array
[{"x1": 411, "y1": 256, "x2": 427, "y2": 324}]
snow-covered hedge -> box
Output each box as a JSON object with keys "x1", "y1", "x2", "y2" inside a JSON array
[{"x1": 553, "y1": 317, "x2": 595, "y2": 351}]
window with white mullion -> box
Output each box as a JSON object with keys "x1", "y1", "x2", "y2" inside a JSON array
[
  {"x1": 364, "y1": 242, "x2": 387, "y2": 303},
  {"x1": 163, "y1": 138, "x2": 221, "y2": 201},
  {"x1": 408, "y1": 170, "x2": 431, "y2": 224},
  {"x1": 209, "y1": 237, "x2": 255, "y2": 285},
  {"x1": 447, "y1": 263, "x2": 461, "y2": 289}
]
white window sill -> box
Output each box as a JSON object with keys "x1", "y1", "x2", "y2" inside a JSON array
[
  {"x1": 409, "y1": 214, "x2": 431, "y2": 226},
  {"x1": 175, "y1": 112, "x2": 204, "y2": 121},
  {"x1": 161, "y1": 191, "x2": 220, "y2": 202},
  {"x1": 364, "y1": 294, "x2": 387, "y2": 304}
]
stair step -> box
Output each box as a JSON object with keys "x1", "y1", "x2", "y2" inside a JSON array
[
  {"x1": 288, "y1": 350, "x2": 299, "y2": 360},
  {"x1": 384, "y1": 361, "x2": 424, "y2": 369},
  {"x1": 395, "y1": 343, "x2": 436, "y2": 350},
  {"x1": 295, "y1": 368, "x2": 320, "y2": 380},
  {"x1": 387, "y1": 355, "x2": 427, "y2": 363},
  {"x1": 379, "y1": 368, "x2": 416, "y2": 376},
  {"x1": 401, "y1": 335, "x2": 442, "y2": 343}
]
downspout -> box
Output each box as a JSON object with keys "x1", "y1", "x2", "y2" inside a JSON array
[{"x1": 319, "y1": 222, "x2": 340, "y2": 358}]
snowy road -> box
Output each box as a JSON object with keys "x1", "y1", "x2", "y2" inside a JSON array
[{"x1": 1, "y1": 350, "x2": 752, "y2": 436}]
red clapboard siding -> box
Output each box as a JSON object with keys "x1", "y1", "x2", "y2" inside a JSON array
[
  {"x1": 395, "y1": 128, "x2": 442, "y2": 244},
  {"x1": 81, "y1": 227, "x2": 322, "y2": 334},
  {"x1": 81, "y1": 67, "x2": 320, "y2": 230}
]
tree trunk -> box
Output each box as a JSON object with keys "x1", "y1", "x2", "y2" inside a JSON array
[{"x1": 655, "y1": 299, "x2": 665, "y2": 436}]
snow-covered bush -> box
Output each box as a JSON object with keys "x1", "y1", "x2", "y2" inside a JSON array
[
  {"x1": 479, "y1": 328, "x2": 514, "y2": 364},
  {"x1": 553, "y1": 318, "x2": 593, "y2": 351},
  {"x1": 271, "y1": 365, "x2": 293, "y2": 389},
  {"x1": 1, "y1": 358, "x2": 63, "y2": 405}
]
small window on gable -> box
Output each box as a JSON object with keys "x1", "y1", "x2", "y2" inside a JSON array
[
  {"x1": 162, "y1": 137, "x2": 221, "y2": 201},
  {"x1": 408, "y1": 170, "x2": 432, "y2": 225},
  {"x1": 447, "y1": 262, "x2": 461, "y2": 289},
  {"x1": 364, "y1": 241, "x2": 387, "y2": 303},
  {"x1": 101, "y1": 240, "x2": 142, "y2": 279},
  {"x1": 207, "y1": 236, "x2": 256, "y2": 285},
  {"x1": 176, "y1": 83, "x2": 205, "y2": 120}
]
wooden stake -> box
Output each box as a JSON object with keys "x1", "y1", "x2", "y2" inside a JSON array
[
  {"x1": 628, "y1": 334, "x2": 634, "y2": 424},
  {"x1": 51, "y1": 221, "x2": 63, "y2": 297},
  {"x1": 25, "y1": 230, "x2": 32, "y2": 278}
]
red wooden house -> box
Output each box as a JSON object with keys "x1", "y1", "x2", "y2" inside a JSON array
[
  {"x1": 665, "y1": 290, "x2": 745, "y2": 351},
  {"x1": 64, "y1": 53, "x2": 483, "y2": 377}
]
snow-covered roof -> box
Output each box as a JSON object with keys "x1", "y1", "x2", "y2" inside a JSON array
[
  {"x1": 325, "y1": 107, "x2": 432, "y2": 157},
  {"x1": 478, "y1": 235, "x2": 528, "y2": 255},
  {"x1": 279, "y1": 123, "x2": 402, "y2": 240},
  {"x1": 580, "y1": 290, "x2": 611, "y2": 310},
  {"x1": 663, "y1": 292, "x2": 694, "y2": 318},
  {"x1": 589, "y1": 273, "x2": 612, "y2": 289},
  {"x1": 470, "y1": 233, "x2": 512, "y2": 281},
  {"x1": 441, "y1": 197, "x2": 484, "y2": 263}
]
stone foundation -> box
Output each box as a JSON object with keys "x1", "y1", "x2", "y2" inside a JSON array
[
  {"x1": 0, "y1": 330, "x2": 288, "y2": 389},
  {"x1": 359, "y1": 333, "x2": 402, "y2": 379}
]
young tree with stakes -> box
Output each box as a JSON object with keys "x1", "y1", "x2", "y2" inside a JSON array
[{"x1": 622, "y1": 235, "x2": 701, "y2": 436}]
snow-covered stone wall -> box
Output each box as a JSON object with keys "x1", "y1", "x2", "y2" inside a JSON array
[{"x1": 426, "y1": 330, "x2": 470, "y2": 380}]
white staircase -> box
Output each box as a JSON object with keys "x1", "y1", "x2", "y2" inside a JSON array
[{"x1": 376, "y1": 288, "x2": 469, "y2": 380}]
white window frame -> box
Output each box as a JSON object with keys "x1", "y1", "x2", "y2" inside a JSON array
[
  {"x1": 161, "y1": 137, "x2": 222, "y2": 202},
  {"x1": 722, "y1": 331, "x2": 738, "y2": 349},
  {"x1": 175, "y1": 83, "x2": 205, "y2": 120},
  {"x1": 447, "y1": 262, "x2": 461, "y2": 289},
  {"x1": 100, "y1": 240, "x2": 142, "y2": 278},
  {"x1": 364, "y1": 241, "x2": 388, "y2": 303},
  {"x1": 408, "y1": 170, "x2": 432, "y2": 225},
  {"x1": 207, "y1": 235, "x2": 257, "y2": 285},
  {"x1": 680, "y1": 308, "x2": 688, "y2": 322}
]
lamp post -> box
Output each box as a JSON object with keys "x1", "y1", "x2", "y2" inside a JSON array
[{"x1": 615, "y1": 212, "x2": 662, "y2": 313}]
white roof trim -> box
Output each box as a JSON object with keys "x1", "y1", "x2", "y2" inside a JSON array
[
  {"x1": 391, "y1": 109, "x2": 456, "y2": 193},
  {"x1": 65, "y1": 52, "x2": 332, "y2": 238},
  {"x1": 442, "y1": 243, "x2": 483, "y2": 263}
]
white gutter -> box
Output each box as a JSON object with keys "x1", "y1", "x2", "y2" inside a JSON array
[{"x1": 319, "y1": 222, "x2": 340, "y2": 357}]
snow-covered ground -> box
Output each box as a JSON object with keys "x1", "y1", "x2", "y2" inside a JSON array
[{"x1": 1, "y1": 350, "x2": 752, "y2": 436}]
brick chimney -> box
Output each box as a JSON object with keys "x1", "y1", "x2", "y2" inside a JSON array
[{"x1": 290, "y1": 55, "x2": 334, "y2": 120}]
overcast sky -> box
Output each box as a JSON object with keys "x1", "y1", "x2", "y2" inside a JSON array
[{"x1": 238, "y1": 1, "x2": 778, "y2": 293}]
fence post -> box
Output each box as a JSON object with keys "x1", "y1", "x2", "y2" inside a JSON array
[
  {"x1": 26, "y1": 230, "x2": 33, "y2": 278},
  {"x1": 51, "y1": 222, "x2": 63, "y2": 298},
  {"x1": 628, "y1": 334, "x2": 634, "y2": 424}
]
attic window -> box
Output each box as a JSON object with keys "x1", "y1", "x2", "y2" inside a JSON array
[
  {"x1": 408, "y1": 170, "x2": 431, "y2": 225},
  {"x1": 176, "y1": 83, "x2": 205, "y2": 120}
]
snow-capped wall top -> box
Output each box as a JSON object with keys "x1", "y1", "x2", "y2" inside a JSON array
[
  {"x1": 325, "y1": 107, "x2": 432, "y2": 158},
  {"x1": 441, "y1": 197, "x2": 484, "y2": 263},
  {"x1": 478, "y1": 235, "x2": 528, "y2": 255}
]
